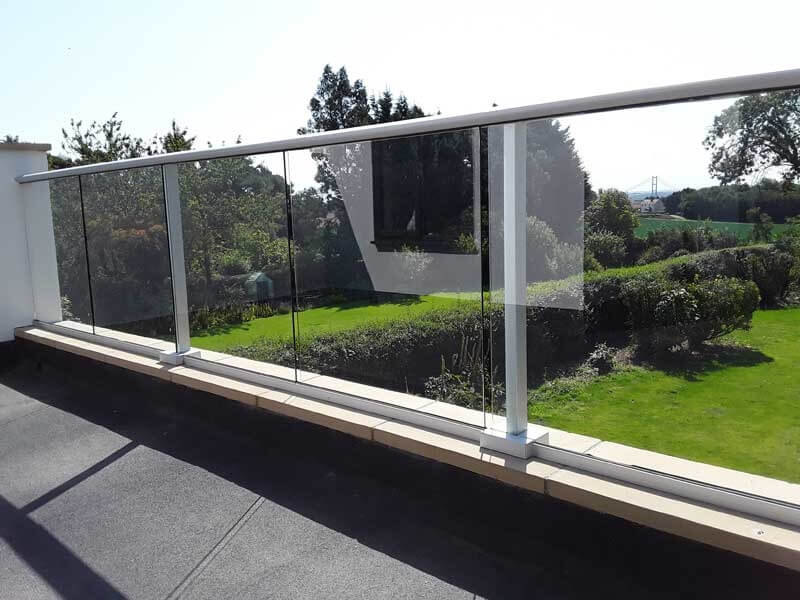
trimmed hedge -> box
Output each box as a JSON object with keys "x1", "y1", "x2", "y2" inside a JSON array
[
  {"x1": 624, "y1": 275, "x2": 759, "y2": 354},
  {"x1": 228, "y1": 243, "x2": 796, "y2": 400}
]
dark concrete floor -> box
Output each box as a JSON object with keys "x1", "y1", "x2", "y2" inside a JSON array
[{"x1": 1, "y1": 340, "x2": 798, "y2": 599}]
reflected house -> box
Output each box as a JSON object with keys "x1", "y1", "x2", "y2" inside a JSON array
[{"x1": 318, "y1": 132, "x2": 482, "y2": 297}]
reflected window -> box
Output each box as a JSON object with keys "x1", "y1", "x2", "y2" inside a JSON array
[{"x1": 372, "y1": 131, "x2": 477, "y2": 253}]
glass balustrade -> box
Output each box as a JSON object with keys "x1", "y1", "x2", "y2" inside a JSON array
[
  {"x1": 25, "y1": 84, "x2": 800, "y2": 486},
  {"x1": 286, "y1": 129, "x2": 486, "y2": 421},
  {"x1": 48, "y1": 176, "x2": 93, "y2": 328},
  {"x1": 80, "y1": 166, "x2": 177, "y2": 351},
  {"x1": 176, "y1": 153, "x2": 296, "y2": 380},
  {"x1": 486, "y1": 88, "x2": 800, "y2": 484}
]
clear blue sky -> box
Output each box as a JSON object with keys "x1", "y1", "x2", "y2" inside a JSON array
[{"x1": 3, "y1": 0, "x2": 799, "y2": 189}]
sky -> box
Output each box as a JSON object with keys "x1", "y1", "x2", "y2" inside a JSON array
[{"x1": 2, "y1": 0, "x2": 799, "y2": 191}]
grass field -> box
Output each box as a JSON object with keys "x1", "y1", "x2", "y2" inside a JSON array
[
  {"x1": 635, "y1": 216, "x2": 790, "y2": 240},
  {"x1": 190, "y1": 294, "x2": 467, "y2": 352},
  {"x1": 528, "y1": 308, "x2": 800, "y2": 483}
]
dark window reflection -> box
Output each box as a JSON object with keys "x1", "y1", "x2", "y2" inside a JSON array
[{"x1": 372, "y1": 131, "x2": 477, "y2": 253}]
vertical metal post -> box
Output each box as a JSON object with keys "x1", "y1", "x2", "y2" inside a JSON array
[
  {"x1": 503, "y1": 123, "x2": 528, "y2": 435},
  {"x1": 162, "y1": 164, "x2": 191, "y2": 354},
  {"x1": 471, "y1": 128, "x2": 482, "y2": 245}
]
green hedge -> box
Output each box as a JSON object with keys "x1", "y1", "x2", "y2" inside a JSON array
[{"x1": 229, "y1": 244, "x2": 796, "y2": 401}]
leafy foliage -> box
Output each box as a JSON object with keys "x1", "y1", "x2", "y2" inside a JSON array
[
  {"x1": 585, "y1": 189, "x2": 639, "y2": 242},
  {"x1": 704, "y1": 90, "x2": 800, "y2": 184},
  {"x1": 585, "y1": 230, "x2": 626, "y2": 268}
]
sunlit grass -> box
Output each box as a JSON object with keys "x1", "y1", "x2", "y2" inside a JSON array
[
  {"x1": 190, "y1": 294, "x2": 471, "y2": 352},
  {"x1": 529, "y1": 308, "x2": 800, "y2": 483}
]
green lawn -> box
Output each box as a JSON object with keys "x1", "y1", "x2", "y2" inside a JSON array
[
  {"x1": 529, "y1": 308, "x2": 800, "y2": 482},
  {"x1": 635, "y1": 216, "x2": 790, "y2": 240},
  {"x1": 191, "y1": 294, "x2": 467, "y2": 352}
]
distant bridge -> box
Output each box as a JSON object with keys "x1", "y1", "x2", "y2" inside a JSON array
[{"x1": 625, "y1": 175, "x2": 679, "y2": 199}]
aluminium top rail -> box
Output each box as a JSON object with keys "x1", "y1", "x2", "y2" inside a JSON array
[{"x1": 16, "y1": 67, "x2": 800, "y2": 184}]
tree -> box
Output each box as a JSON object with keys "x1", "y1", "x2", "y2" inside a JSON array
[
  {"x1": 152, "y1": 120, "x2": 195, "y2": 154},
  {"x1": 585, "y1": 189, "x2": 639, "y2": 242},
  {"x1": 61, "y1": 113, "x2": 148, "y2": 164},
  {"x1": 59, "y1": 114, "x2": 197, "y2": 165},
  {"x1": 299, "y1": 65, "x2": 426, "y2": 134},
  {"x1": 296, "y1": 65, "x2": 427, "y2": 291},
  {"x1": 298, "y1": 65, "x2": 372, "y2": 135},
  {"x1": 704, "y1": 90, "x2": 800, "y2": 184},
  {"x1": 747, "y1": 206, "x2": 774, "y2": 242}
]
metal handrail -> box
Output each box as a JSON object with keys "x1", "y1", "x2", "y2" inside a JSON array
[{"x1": 16, "y1": 67, "x2": 800, "y2": 184}]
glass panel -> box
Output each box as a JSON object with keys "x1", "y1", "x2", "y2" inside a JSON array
[
  {"x1": 80, "y1": 166, "x2": 177, "y2": 350},
  {"x1": 287, "y1": 129, "x2": 486, "y2": 423},
  {"x1": 489, "y1": 88, "x2": 800, "y2": 484},
  {"x1": 49, "y1": 176, "x2": 93, "y2": 325},
  {"x1": 177, "y1": 153, "x2": 295, "y2": 379}
]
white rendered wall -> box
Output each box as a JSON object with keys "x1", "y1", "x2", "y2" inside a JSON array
[{"x1": 0, "y1": 144, "x2": 56, "y2": 341}]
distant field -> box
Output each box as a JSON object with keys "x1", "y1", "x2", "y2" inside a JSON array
[{"x1": 635, "y1": 217, "x2": 790, "y2": 240}]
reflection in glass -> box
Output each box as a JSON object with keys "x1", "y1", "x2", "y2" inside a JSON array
[
  {"x1": 287, "y1": 129, "x2": 486, "y2": 412},
  {"x1": 49, "y1": 176, "x2": 93, "y2": 324},
  {"x1": 178, "y1": 154, "x2": 295, "y2": 375},
  {"x1": 486, "y1": 120, "x2": 586, "y2": 423},
  {"x1": 80, "y1": 166, "x2": 176, "y2": 348}
]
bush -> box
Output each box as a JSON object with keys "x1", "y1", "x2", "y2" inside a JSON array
[
  {"x1": 236, "y1": 306, "x2": 487, "y2": 397},
  {"x1": 587, "y1": 343, "x2": 614, "y2": 374},
  {"x1": 636, "y1": 245, "x2": 667, "y2": 265},
  {"x1": 223, "y1": 244, "x2": 783, "y2": 400},
  {"x1": 622, "y1": 275, "x2": 759, "y2": 354},
  {"x1": 642, "y1": 224, "x2": 739, "y2": 261},
  {"x1": 526, "y1": 216, "x2": 582, "y2": 281},
  {"x1": 218, "y1": 250, "x2": 252, "y2": 276},
  {"x1": 585, "y1": 230, "x2": 626, "y2": 268},
  {"x1": 667, "y1": 246, "x2": 794, "y2": 307},
  {"x1": 583, "y1": 251, "x2": 603, "y2": 272},
  {"x1": 549, "y1": 242, "x2": 583, "y2": 279},
  {"x1": 687, "y1": 277, "x2": 760, "y2": 348}
]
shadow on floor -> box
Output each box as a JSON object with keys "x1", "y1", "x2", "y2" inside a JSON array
[{"x1": 1, "y1": 339, "x2": 799, "y2": 599}]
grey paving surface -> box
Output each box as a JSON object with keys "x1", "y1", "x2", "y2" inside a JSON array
[{"x1": 1, "y1": 342, "x2": 799, "y2": 599}]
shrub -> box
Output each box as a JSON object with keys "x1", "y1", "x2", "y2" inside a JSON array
[
  {"x1": 526, "y1": 216, "x2": 582, "y2": 281},
  {"x1": 527, "y1": 216, "x2": 559, "y2": 281},
  {"x1": 686, "y1": 277, "x2": 760, "y2": 348},
  {"x1": 587, "y1": 343, "x2": 614, "y2": 374},
  {"x1": 583, "y1": 250, "x2": 602, "y2": 272},
  {"x1": 667, "y1": 246, "x2": 794, "y2": 307},
  {"x1": 218, "y1": 250, "x2": 252, "y2": 275},
  {"x1": 236, "y1": 306, "x2": 487, "y2": 396},
  {"x1": 424, "y1": 360, "x2": 484, "y2": 411},
  {"x1": 585, "y1": 230, "x2": 626, "y2": 268},
  {"x1": 622, "y1": 275, "x2": 693, "y2": 354},
  {"x1": 642, "y1": 224, "x2": 739, "y2": 260},
  {"x1": 585, "y1": 189, "x2": 639, "y2": 242},
  {"x1": 636, "y1": 245, "x2": 667, "y2": 265},
  {"x1": 549, "y1": 242, "x2": 583, "y2": 279},
  {"x1": 622, "y1": 275, "x2": 759, "y2": 354}
]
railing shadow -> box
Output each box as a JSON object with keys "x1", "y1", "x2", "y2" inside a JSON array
[{"x1": 0, "y1": 494, "x2": 126, "y2": 599}]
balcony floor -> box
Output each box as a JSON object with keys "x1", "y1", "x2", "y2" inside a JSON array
[{"x1": 1, "y1": 341, "x2": 798, "y2": 600}]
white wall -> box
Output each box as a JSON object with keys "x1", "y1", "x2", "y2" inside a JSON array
[{"x1": 0, "y1": 144, "x2": 53, "y2": 341}]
